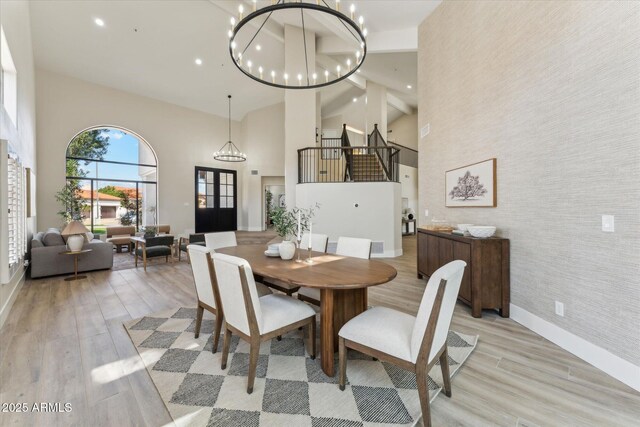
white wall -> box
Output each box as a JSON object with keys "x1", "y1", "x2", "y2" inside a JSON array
[
  {"x1": 419, "y1": 1, "x2": 640, "y2": 388},
  {"x1": 35, "y1": 69, "x2": 247, "y2": 234},
  {"x1": 296, "y1": 182, "x2": 402, "y2": 257},
  {"x1": 0, "y1": 1, "x2": 37, "y2": 327},
  {"x1": 399, "y1": 164, "x2": 418, "y2": 214},
  {"x1": 388, "y1": 112, "x2": 418, "y2": 150},
  {"x1": 240, "y1": 103, "x2": 285, "y2": 231}
]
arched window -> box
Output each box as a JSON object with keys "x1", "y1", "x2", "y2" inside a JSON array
[{"x1": 64, "y1": 126, "x2": 157, "y2": 234}]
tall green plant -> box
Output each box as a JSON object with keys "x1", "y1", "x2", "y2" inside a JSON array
[{"x1": 55, "y1": 181, "x2": 84, "y2": 224}]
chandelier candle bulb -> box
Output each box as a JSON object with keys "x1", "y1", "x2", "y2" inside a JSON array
[
  {"x1": 252, "y1": 0, "x2": 257, "y2": 12},
  {"x1": 335, "y1": 0, "x2": 340, "y2": 12},
  {"x1": 238, "y1": 4, "x2": 244, "y2": 20},
  {"x1": 347, "y1": 58, "x2": 351, "y2": 70},
  {"x1": 359, "y1": 16, "x2": 364, "y2": 30},
  {"x1": 284, "y1": 73, "x2": 289, "y2": 84},
  {"x1": 350, "y1": 4, "x2": 355, "y2": 20},
  {"x1": 336, "y1": 65, "x2": 341, "y2": 77},
  {"x1": 363, "y1": 28, "x2": 368, "y2": 37},
  {"x1": 259, "y1": 66, "x2": 263, "y2": 79},
  {"x1": 247, "y1": 60, "x2": 252, "y2": 73},
  {"x1": 230, "y1": 17, "x2": 235, "y2": 26},
  {"x1": 312, "y1": 72, "x2": 317, "y2": 84},
  {"x1": 271, "y1": 70, "x2": 276, "y2": 83},
  {"x1": 297, "y1": 73, "x2": 302, "y2": 85}
]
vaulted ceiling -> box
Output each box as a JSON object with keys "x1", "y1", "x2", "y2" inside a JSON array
[{"x1": 29, "y1": 0, "x2": 440, "y2": 121}]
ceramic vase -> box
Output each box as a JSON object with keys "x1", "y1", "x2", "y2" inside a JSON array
[
  {"x1": 67, "y1": 234, "x2": 84, "y2": 252},
  {"x1": 279, "y1": 240, "x2": 296, "y2": 260}
]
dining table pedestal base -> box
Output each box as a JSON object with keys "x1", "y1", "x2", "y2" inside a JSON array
[{"x1": 320, "y1": 288, "x2": 368, "y2": 377}]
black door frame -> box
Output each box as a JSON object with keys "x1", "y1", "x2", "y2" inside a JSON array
[{"x1": 194, "y1": 166, "x2": 238, "y2": 233}]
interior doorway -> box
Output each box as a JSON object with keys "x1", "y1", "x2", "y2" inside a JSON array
[{"x1": 262, "y1": 176, "x2": 285, "y2": 231}]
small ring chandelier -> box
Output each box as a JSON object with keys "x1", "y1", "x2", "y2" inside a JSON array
[
  {"x1": 214, "y1": 95, "x2": 247, "y2": 162},
  {"x1": 229, "y1": 0, "x2": 368, "y2": 90}
]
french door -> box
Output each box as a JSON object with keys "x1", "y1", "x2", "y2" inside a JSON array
[{"x1": 194, "y1": 167, "x2": 237, "y2": 233}]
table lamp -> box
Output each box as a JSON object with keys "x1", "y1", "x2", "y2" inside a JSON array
[{"x1": 61, "y1": 221, "x2": 89, "y2": 252}]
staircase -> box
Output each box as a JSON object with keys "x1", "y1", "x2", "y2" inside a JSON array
[{"x1": 350, "y1": 153, "x2": 387, "y2": 181}]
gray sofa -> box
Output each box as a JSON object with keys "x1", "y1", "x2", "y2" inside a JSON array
[{"x1": 30, "y1": 228, "x2": 114, "y2": 278}]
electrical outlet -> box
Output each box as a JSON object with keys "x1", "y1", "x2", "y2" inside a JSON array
[
  {"x1": 555, "y1": 301, "x2": 564, "y2": 317},
  {"x1": 424, "y1": 209, "x2": 429, "y2": 218},
  {"x1": 602, "y1": 215, "x2": 614, "y2": 232}
]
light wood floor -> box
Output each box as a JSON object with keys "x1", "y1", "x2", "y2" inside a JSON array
[{"x1": 0, "y1": 234, "x2": 638, "y2": 426}]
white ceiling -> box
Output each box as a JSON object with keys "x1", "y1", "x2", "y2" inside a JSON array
[{"x1": 29, "y1": 0, "x2": 440, "y2": 120}]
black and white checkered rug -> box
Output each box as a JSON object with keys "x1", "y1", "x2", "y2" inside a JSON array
[{"x1": 124, "y1": 307, "x2": 477, "y2": 426}]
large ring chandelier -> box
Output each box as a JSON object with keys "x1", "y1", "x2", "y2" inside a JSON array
[{"x1": 229, "y1": 0, "x2": 367, "y2": 90}]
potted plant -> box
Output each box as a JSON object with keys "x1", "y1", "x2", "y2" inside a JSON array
[
  {"x1": 142, "y1": 226, "x2": 157, "y2": 239},
  {"x1": 269, "y1": 204, "x2": 318, "y2": 260}
]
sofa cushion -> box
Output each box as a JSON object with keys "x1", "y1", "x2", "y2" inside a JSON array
[
  {"x1": 136, "y1": 246, "x2": 172, "y2": 258},
  {"x1": 42, "y1": 229, "x2": 66, "y2": 247},
  {"x1": 31, "y1": 232, "x2": 45, "y2": 248}
]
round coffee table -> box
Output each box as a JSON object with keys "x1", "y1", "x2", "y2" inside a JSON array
[{"x1": 59, "y1": 249, "x2": 93, "y2": 281}]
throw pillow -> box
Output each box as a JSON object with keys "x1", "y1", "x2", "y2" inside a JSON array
[{"x1": 42, "y1": 230, "x2": 66, "y2": 246}]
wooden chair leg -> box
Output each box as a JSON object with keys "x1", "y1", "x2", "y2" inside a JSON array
[
  {"x1": 143, "y1": 250, "x2": 147, "y2": 272},
  {"x1": 221, "y1": 328, "x2": 232, "y2": 369},
  {"x1": 212, "y1": 311, "x2": 223, "y2": 353},
  {"x1": 308, "y1": 317, "x2": 316, "y2": 360},
  {"x1": 439, "y1": 346, "x2": 452, "y2": 397},
  {"x1": 178, "y1": 249, "x2": 182, "y2": 261},
  {"x1": 247, "y1": 338, "x2": 260, "y2": 394},
  {"x1": 194, "y1": 305, "x2": 204, "y2": 338},
  {"x1": 338, "y1": 336, "x2": 347, "y2": 391},
  {"x1": 416, "y1": 368, "x2": 432, "y2": 427}
]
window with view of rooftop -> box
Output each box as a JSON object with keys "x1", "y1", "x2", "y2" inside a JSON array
[{"x1": 63, "y1": 126, "x2": 157, "y2": 234}]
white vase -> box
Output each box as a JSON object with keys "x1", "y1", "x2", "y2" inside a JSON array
[
  {"x1": 279, "y1": 240, "x2": 296, "y2": 260},
  {"x1": 67, "y1": 234, "x2": 84, "y2": 252}
]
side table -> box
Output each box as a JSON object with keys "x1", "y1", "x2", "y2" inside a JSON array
[{"x1": 60, "y1": 249, "x2": 93, "y2": 281}]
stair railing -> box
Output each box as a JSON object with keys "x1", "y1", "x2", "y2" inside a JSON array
[{"x1": 367, "y1": 124, "x2": 400, "y2": 182}]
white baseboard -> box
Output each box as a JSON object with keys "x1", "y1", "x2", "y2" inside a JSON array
[
  {"x1": 510, "y1": 304, "x2": 640, "y2": 392},
  {"x1": 372, "y1": 248, "x2": 403, "y2": 258},
  {"x1": 0, "y1": 267, "x2": 26, "y2": 330}
]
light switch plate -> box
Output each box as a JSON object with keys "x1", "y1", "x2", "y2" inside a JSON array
[{"x1": 602, "y1": 215, "x2": 614, "y2": 232}]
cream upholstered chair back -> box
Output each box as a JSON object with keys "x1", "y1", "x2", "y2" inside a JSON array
[
  {"x1": 205, "y1": 231, "x2": 237, "y2": 251},
  {"x1": 187, "y1": 245, "x2": 216, "y2": 309},
  {"x1": 410, "y1": 260, "x2": 466, "y2": 363},
  {"x1": 211, "y1": 253, "x2": 263, "y2": 336},
  {"x1": 301, "y1": 233, "x2": 328, "y2": 252},
  {"x1": 336, "y1": 237, "x2": 372, "y2": 259}
]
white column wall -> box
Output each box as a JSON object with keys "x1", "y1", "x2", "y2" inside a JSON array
[{"x1": 284, "y1": 24, "x2": 316, "y2": 208}]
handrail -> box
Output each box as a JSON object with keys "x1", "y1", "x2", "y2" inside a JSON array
[{"x1": 297, "y1": 146, "x2": 399, "y2": 183}]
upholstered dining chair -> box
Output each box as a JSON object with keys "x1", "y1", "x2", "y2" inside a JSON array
[
  {"x1": 298, "y1": 236, "x2": 372, "y2": 305},
  {"x1": 204, "y1": 231, "x2": 272, "y2": 297},
  {"x1": 178, "y1": 233, "x2": 205, "y2": 261},
  {"x1": 187, "y1": 245, "x2": 223, "y2": 353},
  {"x1": 337, "y1": 260, "x2": 466, "y2": 427},
  {"x1": 211, "y1": 252, "x2": 317, "y2": 393},
  {"x1": 205, "y1": 231, "x2": 237, "y2": 250},
  {"x1": 134, "y1": 235, "x2": 174, "y2": 272},
  {"x1": 301, "y1": 232, "x2": 329, "y2": 253},
  {"x1": 265, "y1": 233, "x2": 329, "y2": 296}
]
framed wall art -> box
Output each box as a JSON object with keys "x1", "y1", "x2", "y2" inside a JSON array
[{"x1": 445, "y1": 158, "x2": 496, "y2": 207}]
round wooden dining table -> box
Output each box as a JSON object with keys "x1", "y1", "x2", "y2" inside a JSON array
[{"x1": 216, "y1": 244, "x2": 398, "y2": 376}]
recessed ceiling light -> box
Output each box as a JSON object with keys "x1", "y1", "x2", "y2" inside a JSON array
[
  {"x1": 94, "y1": 18, "x2": 105, "y2": 27},
  {"x1": 195, "y1": 58, "x2": 203, "y2": 65},
  {"x1": 406, "y1": 84, "x2": 412, "y2": 89},
  {"x1": 352, "y1": 97, "x2": 358, "y2": 102},
  {"x1": 256, "y1": 44, "x2": 261, "y2": 51}
]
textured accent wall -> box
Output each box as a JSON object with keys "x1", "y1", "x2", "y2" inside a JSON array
[{"x1": 418, "y1": 1, "x2": 640, "y2": 365}]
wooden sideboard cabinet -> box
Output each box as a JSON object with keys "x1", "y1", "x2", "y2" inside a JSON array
[{"x1": 417, "y1": 228, "x2": 510, "y2": 318}]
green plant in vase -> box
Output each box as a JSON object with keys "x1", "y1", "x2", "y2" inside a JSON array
[
  {"x1": 142, "y1": 226, "x2": 157, "y2": 238},
  {"x1": 269, "y1": 204, "x2": 319, "y2": 260}
]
